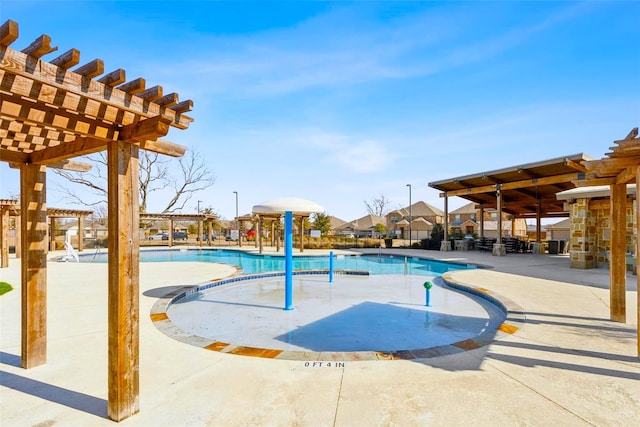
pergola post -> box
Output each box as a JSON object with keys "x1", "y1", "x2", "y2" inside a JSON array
[
  {"x1": 609, "y1": 183, "x2": 627, "y2": 322},
  {"x1": 107, "y1": 141, "x2": 140, "y2": 421},
  {"x1": 258, "y1": 216, "x2": 263, "y2": 253},
  {"x1": 49, "y1": 216, "x2": 56, "y2": 251},
  {"x1": 20, "y1": 164, "x2": 48, "y2": 368},
  {"x1": 479, "y1": 203, "x2": 484, "y2": 238},
  {"x1": 77, "y1": 215, "x2": 84, "y2": 252},
  {"x1": 536, "y1": 198, "x2": 542, "y2": 243},
  {"x1": 198, "y1": 220, "x2": 203, "y2": 248},
  {"x1": 1, "y1": 205, "x2": 9, "y2": 268},
  {"x1": 636, "y1": 167, "x2": 640, "y2": 356},
  {"x1": 15, "y1": 213, "x2": 21, "y2": 259},
  {"x1": 440, "y1": 193, "x2": 450, "y2": 251},
  {"x1": 493, "y1": 185, "x2": 506, "y2": 256},
  {"x1": 299, "y1": 215, "x2": 305, "y2": 253},
  {"x1": 284, "y1": 211, "x2": 293, "y2": 310},
  {"x1": 168, "y1": 219, "x2": 174, "y2": 247}
]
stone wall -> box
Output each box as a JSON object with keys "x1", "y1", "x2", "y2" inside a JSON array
[{"x1": 569, "y1": 197, "x2": 636, "y2": 269}]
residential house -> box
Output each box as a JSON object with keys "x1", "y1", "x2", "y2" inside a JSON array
[
  {"x1": 546, "y1": 218, "x2": 570, "y2": 241},
  {"x1": 447, "y1": 202, "x2": 527, "y2": 238},
  {"x1": 386, "y1": 201, "x2": 444, "y2": 240},
  {"x1": 335, "y1": 214, "x2": 386, "y2": 238}
]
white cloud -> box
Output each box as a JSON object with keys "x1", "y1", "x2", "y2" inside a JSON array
[{"x1": 328, "y1": 139, "x2": 395, "y2": 174}]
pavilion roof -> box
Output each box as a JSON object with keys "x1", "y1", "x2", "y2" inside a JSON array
[{"x1": 429, "y1": 153, "x2": 593, "y2": 218}]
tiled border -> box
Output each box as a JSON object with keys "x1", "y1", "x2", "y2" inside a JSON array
[{"x1": 150, "y1": 270, "x2": 525, "y2": 361}]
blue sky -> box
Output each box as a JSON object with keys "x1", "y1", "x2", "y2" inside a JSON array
[{"x1": 1, "y1": 1, "x2": 639, "y2": 222}]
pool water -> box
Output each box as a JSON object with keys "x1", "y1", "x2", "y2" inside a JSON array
[{"x1": 86, "y1": 249, "x2": 475, "y2": 276}]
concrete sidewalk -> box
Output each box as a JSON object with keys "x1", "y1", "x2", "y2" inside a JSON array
[{"x1": 1, "y1": 249, "x2": 638, "y2": 426}]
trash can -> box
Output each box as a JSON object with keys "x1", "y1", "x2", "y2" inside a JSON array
[
  {"x1": 548, "y1": 239, "x2": 559, "y2": 254},
  {"x1": 559, "y1": 240, "x2": 566, "y2": 254}
]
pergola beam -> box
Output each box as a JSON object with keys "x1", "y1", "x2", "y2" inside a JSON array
[
  {"x1": 443, "y1": 172, "x2": 581, "y2": 197},
  {"x1": 0, "y1": 20, "x2": 18, "y2": 47}
]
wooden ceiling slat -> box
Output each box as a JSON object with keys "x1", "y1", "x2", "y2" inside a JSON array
[
  {"x1": 1, "y1": 92, "x2": 121, "y2": 141},
  {"x1": 138, "y1": 139, "x2": 186, "y2": 158},
  {"x1": 119, "y1": 116, "x2": 170, "y2": 142},
  {"x1": 564, "y1": 158, "x2": 587, "y2": 172},
  {"x1": 583, "y1": 156, "x2": 640, "y2": 171},
  {"x1": 97, "y1": 69, "x2": 126, "y2": 87},
  {"x1": 572, "y1": 177, "x2": 617, "y2": 187},
  {"x1": 154, "y1": 92, "x2": 178, "y2": 106},
  {"x1": 615, "y1": 167, "x2": 636, "y2": 184},
  {"x1": 21, "y1": 34, "x2": 58, "y2": 58},
  {"x1": 0, "y1": 20, "x2": 18, "y2": 47},
  {"x1": 443, "y1": 172, "x2": 580, "y2": 198},
  {"x1": 138, "y1": 85, "x2": 162, "y2": 102},
  {"x1": 73, "y1": 58, "x2": 104, "y2": 79},
  {"x1": 50, "y1": 48, "x2": 81, "y2": 70},
  {"x1": 117, "y1": 77, "x2": 146, "y2": 95},
  {"x1": 1, "y1": 46, "x2": 193, "y2": 129},
  {"x1": 1, "y1": 19, "x2": 194, "y2": 162},
  {"x1": 28, "y1": 136, "x2": 107, "y2": 164},
  {"x1": 0, "y1": 146, "x2": 28, "y2": 163},
  {"x1": 44, "y1": 159, "x2": 93, "y2": 172},
  {"x1": 169, "y1": 99, "x2": 193, "y2": 113}
]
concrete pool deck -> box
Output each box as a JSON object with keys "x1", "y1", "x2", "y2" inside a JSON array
[{"x1": 1, "y1": 247, "x2": 638, "y2": 426}]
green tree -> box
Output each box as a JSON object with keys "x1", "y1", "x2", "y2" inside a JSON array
[
  {"x1": 374, "y1": 223, "x2": 386, "y2": 235},
  {"x1": 311, "y1": 212, "x2": 332, "y2": 235},
  {"x1": 431, "y1": 223, "x2": 444, "y2": 241},
  {"x1": 294, "y1": 216, "x2": 311, "y2": 233}
]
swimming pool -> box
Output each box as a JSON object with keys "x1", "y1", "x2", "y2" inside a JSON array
[{"x1": 86, "y1": 249, "x2": 475, "y2": 276}]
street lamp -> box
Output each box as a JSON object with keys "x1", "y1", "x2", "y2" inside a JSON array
[
  {"x1": 197, "y1": 200, "x2": 202, "y2": 214},
  {"x1": 233, "y1": 191, "x2": 239, "y2": 247},
  {"x1": 406, "y1": 184, "x2": 412, "y2": 248}
]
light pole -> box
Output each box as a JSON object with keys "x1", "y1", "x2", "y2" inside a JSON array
[
  {"x1": 197, "y1": 200, "x2": 202, "y2": 214},
  {"x1": 406, "y1": 184, "x2": 412, "y2": 248},
  {"x1": 233, "y1": 191, "x2": 239, "y2": 247}
]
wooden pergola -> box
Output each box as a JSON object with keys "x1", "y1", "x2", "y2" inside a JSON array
[
  {"x1": 140, "y1": 212, "x2": 217, "y2": 246},
  {"x1": 576, "y1": 128, "x2": 639, "y2": 356},
  {"x1": 430, "y1": 130, "x2": 639, "y2": 356},
  {"x1": 429, "y1": 153, "x2": 592, "y2": 249},
  {"x1": 0, "y1": 201, "x2": 94, "y2": 265},
  {"x1": 0, "y1": 20, "x2": 194, "y2": 421},
  {"x1": 47, "y1": 207, "x2": 94, "y2": 252},
  {"x1": 0, "y1": 198, "x2": 18, "y2": 267}
]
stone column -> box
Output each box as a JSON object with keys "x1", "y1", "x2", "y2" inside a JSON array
[{"x1": 569, "y1": 198, "x2": 596, "y2": 269}]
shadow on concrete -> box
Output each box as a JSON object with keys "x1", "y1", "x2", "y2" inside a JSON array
[
  {"x1": 0, "y1": 370, "x2": 107, "y2": 418},
  {"x1": 175, "y1": 297, "x2": 283, "y2": 311},
  {"x1": 486, "y1": 353, "x2": 640, "y2": 380},
  {"x1": 143, "y1": 285, "x2": 197, "y2": 298},
  {"x1": 491, "y1": 340, "x2": 640, "y2": 364},
  {"x1": 0, "y1": 351, "x2": 20, "y2": 367},
  {"x1": 273, "y1": 301, "x2": 501, "y2": 354}
]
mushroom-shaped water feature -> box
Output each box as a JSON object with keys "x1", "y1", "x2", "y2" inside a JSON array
[{"x1": 252, "y1": 198, "x2": 324, "y2": 310}]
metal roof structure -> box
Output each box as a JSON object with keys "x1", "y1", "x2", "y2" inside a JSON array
[{"x1": 428, "y1": 153, "x2": 594, "y2": 218}]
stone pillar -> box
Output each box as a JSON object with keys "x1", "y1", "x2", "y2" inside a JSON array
[{"x1": 569, "y1": 198, "x2": 596, "y2": 269}]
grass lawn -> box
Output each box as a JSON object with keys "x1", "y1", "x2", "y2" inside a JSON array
[{"x1": 0, "y1": 281, "x2": 13, "y2": 295}]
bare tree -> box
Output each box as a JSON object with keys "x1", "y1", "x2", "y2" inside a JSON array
[
  {"x1": 364, "y1": 194, "x2": 390, "y2": 217},
  {"x1": 162, "y1": 150, "x2": 215, "y2": 213},
  {"x1": 52, "y1": 147, "x2": 215, "y2": 213}
]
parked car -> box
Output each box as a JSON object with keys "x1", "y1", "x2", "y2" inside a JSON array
[
  {"x1": 173, "y1": 231, "x2": 188, "y2": 241},
  {"x1": 148, "y1": 232, "x2": 168, "y2": 240}
]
